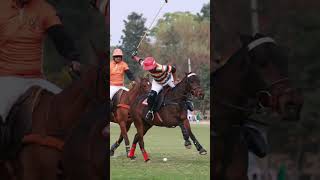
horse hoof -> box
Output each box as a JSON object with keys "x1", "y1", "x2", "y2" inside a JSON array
[
  {"x1": 129, "y1": 156, "x2": 136, "y2": 160},
  {"x1": 185, "y1": 144, "x2": 192, "y2": 149},
  {"x1": 199, "y1": 149, "x2": 207, "y2": 155},
  {"x1": 128, "y1": 155, "x2": 136, "y2": 159},
  {"x1": 110, "y1": 151, "x2": 114, "y2": 156}
]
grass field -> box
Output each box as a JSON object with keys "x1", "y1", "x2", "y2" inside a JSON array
[{"x1": 110, "y1": 123, "x2": 210, "y2": 180}]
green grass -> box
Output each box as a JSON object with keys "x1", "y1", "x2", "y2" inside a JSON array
[{"x1": 110, "y1": 123, "x2": 210, "y2": 180}]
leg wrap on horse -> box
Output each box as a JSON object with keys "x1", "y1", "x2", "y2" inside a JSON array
[
  {"x1": 179, "y1": 123, "x2": 189, "y2": 141},
  {"x1": 193, "y1": 140, "x2": 203, "y2": 151},
  {"x1": 141, "y1": 149, "x2": 149, "y2": 161},
  {"x1": 128, "y1": 143, "x2": 136, "y2": 158},
  {"x1": 110, "y1": 141, "x2": 120, "y2": 151}
]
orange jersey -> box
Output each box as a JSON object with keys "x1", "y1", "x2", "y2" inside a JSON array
[
  {"x1": 0, "y1": 0, "x2": 62, "y2": 78},
  {"x1": 110, "y1": 60, "x2": 129, "y2": 86}
]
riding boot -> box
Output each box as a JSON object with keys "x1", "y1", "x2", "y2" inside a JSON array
[{"x1": 145, "y1": 90, "x2": 157, "y2": 122}]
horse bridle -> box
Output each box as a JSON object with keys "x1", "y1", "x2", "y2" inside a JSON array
[
  {"x1": 164, "y1": 73, "x2": 202, "y2": 103},
  {"x1": 186, "y1": 73, "x2": 203, "y2": 97},
  {"x1": 217, "y1": 37, "x2": 291, "y2": 116}
]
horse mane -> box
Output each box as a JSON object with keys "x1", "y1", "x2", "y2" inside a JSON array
[
  {"x1": 172, "y1": 73, "x2": 190, "y2": 90},
  {"x1": 212, "y1": 47, "x2": 246, "y2": 76}
]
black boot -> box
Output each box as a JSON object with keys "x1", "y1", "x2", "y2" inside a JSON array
[{"x1": 145, "y1": 90, "x2": 157, "y2": 122}]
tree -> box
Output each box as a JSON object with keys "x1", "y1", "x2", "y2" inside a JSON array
[
  {"x1": 196, "y1": 2, "x2": 210, "y2": 21},
  {"x1": 120, "y1": 12, "x2": 147, "y2": 78},
  {"x1": 147, "y1": 10, "x2": 210, "y2": 110}
]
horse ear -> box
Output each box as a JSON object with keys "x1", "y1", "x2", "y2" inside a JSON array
[{"x1": 239, "y1": 33, "x2": 252, "y2": 46}]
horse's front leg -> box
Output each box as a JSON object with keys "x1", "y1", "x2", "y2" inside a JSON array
[
  {"x1": 137, "y1": 123, "x2": 152, "y2": 162},
  {"x1": 183, "y1": 119, "x2": 207, "y2": 155},
  {"x1": 178, "y1": 122, "x2": 192, "y2": 149}
]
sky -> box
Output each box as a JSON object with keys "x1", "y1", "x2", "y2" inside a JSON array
[{"x1": 110, "y1": 0, "x2": 210, "y2": 46}]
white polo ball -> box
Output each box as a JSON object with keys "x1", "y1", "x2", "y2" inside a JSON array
[{"x1": 163, "y1": 158, "x2": 168, "y2": 162}]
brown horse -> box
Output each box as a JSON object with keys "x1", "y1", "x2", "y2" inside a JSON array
[
  {"x1": 110, "y1": 77, "x2": 151, "y2": 156},
  {"x1": 0, "y1": 60, "x2": 108, "y2": 180},
  {"x1": 128, "y1": 72, "x2": 206, "y2": 162},
  {"x1": 212, "y1": 34, "x2": 303, "y2": 180}
]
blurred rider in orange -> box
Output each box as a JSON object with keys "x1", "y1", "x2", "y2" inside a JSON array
[{"x1": 110, "y1": 48, "x2": 135, "y2": 100}]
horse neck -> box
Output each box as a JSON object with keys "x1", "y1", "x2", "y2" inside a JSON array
[
  {"x1": 212, "y1": 49, "x2": 252, "y2": 132},
  {"x1": 122, "y1": 83, "x2": 142, "y2": 104},
  {"x1": 213, "y1": 49, "x2": 250, "y2": 104},
  {"x1": 166, "y1": 80, "x2": 188, "y2": 101},
  {"x1": 52, "y1": 76, "x2": 95, "y2": 132}
]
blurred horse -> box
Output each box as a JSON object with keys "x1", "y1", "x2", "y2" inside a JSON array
[
  {"x1": 128, "y1": 72, "x2": 207, "y2": 161},
  {"x1": 211, "y1": 34, "x2": 303, "y2": 180}
]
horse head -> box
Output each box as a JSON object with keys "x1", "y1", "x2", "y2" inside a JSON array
[
  {"x1": 240, "y1": 33, "x2": 303, "y2": 121},
  {"x1": 181, "y1": 72, "x2": 205, "y2": 100},
  {"x1": 129, "y1": 76, "x2": 151, "y2": 94}
]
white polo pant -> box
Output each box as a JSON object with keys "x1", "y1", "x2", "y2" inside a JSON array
[
  {"x1": 0, "y1": 76, "x2": 62, "y2": 122},
  {"x1": 151, "y1": 74, "x2": 175, "y2": 93}
]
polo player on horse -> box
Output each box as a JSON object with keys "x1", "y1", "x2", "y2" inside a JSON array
[
  {"x1": 110, "y1": 48, "x2": 136, "y2": 99},
  {"x1": 110, "y1": 48, "x2": 135, "y2": 109},
  {"x1": 131, "y1": 51, "x2": 194, "y2": 122},
  {"x1": 0, "y1": 0, "x2": 80, "y2": 123}
]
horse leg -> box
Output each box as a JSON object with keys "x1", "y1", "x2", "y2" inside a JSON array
[
  {"x1": 110, "y1": 134, "x2": 123, "y2": 156},
  {"x1": 178, "y1": 122, "x2": 192, "y2": 149},
  {"x1": 137, "y1": 124, "x2": 152, "y2": 162},
  {"x1": 183, "y1": 120, "x2": 207, "y2": 155},
  {"x1": 127, "y1": 133, "x2": 139, "y2": 159},
  {"x1": 110, "y1": 110, "x2": 131, "y2": 157},
  {"x1": 118, "y1": 111, "x2": 131, "y2": 157},
  {"x1": 125, "y1": 122, "x2": 132, "y2": 156}
]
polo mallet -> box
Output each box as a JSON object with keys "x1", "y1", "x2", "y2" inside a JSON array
[{"x1": 135, "y1": 0, "x2": 168, "y2": 50}]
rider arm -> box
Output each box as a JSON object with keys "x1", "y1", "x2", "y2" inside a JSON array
[
  {"x1": 170, "y1": 65, "x2": 177, "y2": 80},
  {"x1": 125, "y1": 69, "x2": 136, "y2": 81},
  {"x1": 43, "y1": 3, "x2": 80, "y2": 62},
  {"x1": 132, "y1": 56, "x2": 144, "y2": 66}
]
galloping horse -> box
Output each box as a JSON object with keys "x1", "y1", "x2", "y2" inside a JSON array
[
  {"x1": 0, "y1": 58, "x2": 108, "y2": 180},
  {"x1": 110, "y1": 77, "x2": 151, "y2": 156},
  {"x1": 212, "y1": 34, "x2": 303, "y2": 180},
  {"x1": 128, "y1": 72, "x2": 207, "y2": 162}
]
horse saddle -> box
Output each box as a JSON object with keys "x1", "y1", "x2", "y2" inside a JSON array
[
  {"x1": 242, "y1": 123, "x2": 268, "y2": 158},
  {"x1": 142, "y1": 87, "x2": 170, "y2": 112},
  {"x1": 0, "y1": 86, "x2": 48, "y2": 160}
]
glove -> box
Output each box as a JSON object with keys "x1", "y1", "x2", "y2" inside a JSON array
[{"x1": 131, "y1": 50, "x2": 138, "y2": 57}]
